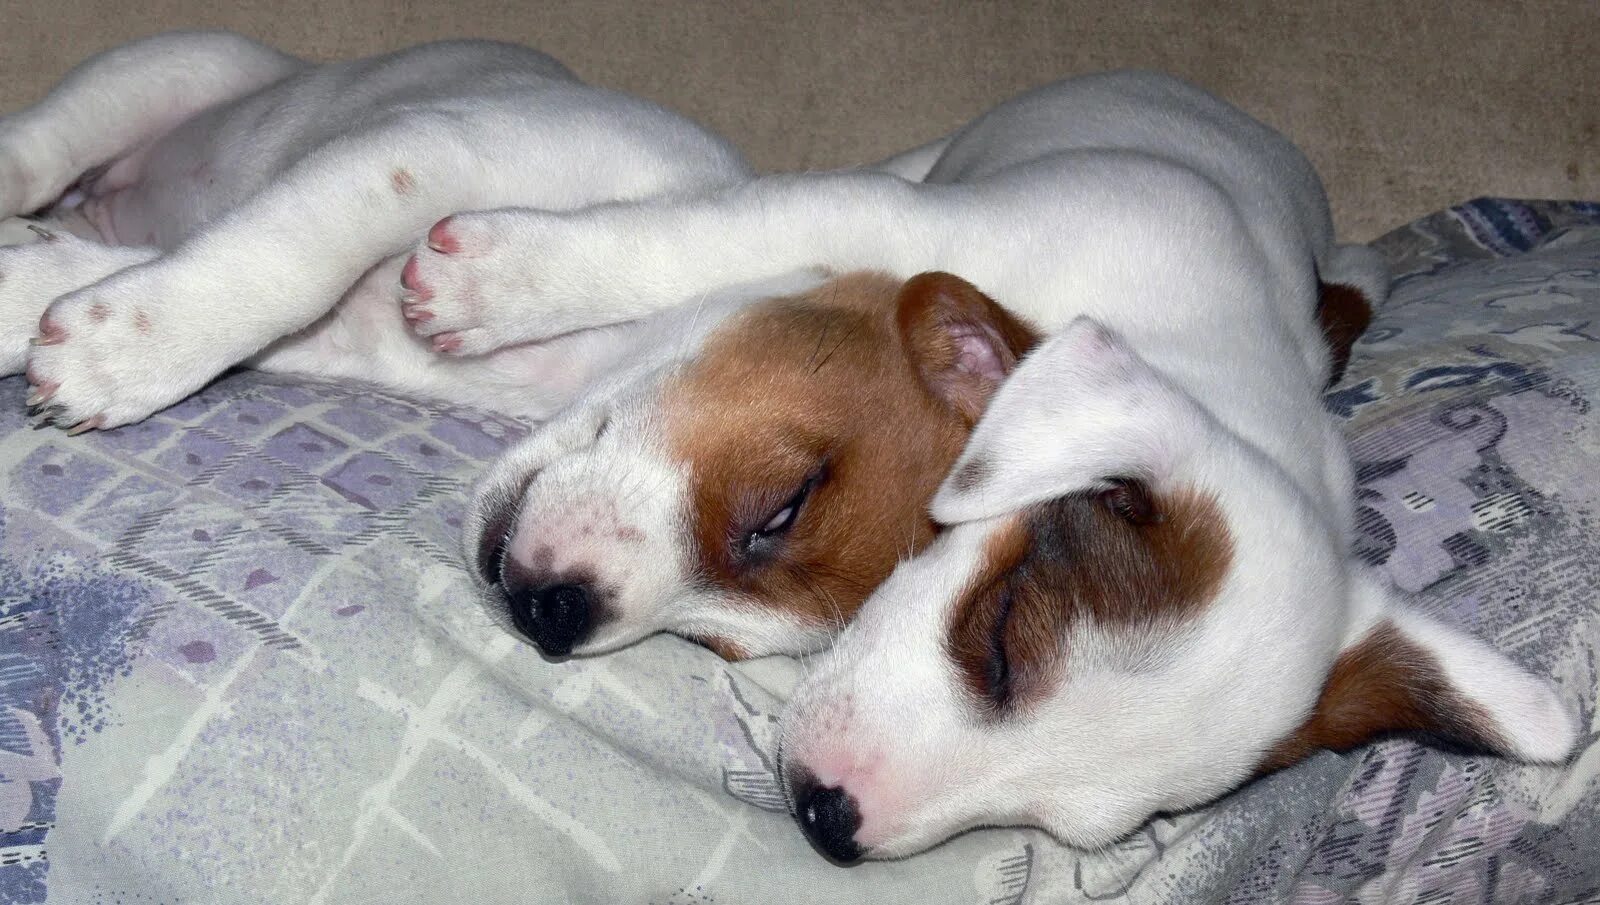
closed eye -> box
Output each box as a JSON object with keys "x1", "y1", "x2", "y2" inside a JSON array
[{"x1": 985, "y1": 585, "x2": 1016, "y2": 710}]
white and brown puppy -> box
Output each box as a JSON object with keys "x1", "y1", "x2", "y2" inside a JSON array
[
  {"x1": 775, "y1": 319, "x2": 1578, "y2": 862},
  {"x1": 1, "y1": 30, "x2": 749, "y2": 424},
  {"x1": 434, "y1": 72, "x2": 1386, "y2": 659}
]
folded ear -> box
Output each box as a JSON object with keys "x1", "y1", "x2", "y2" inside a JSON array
[
  {"x1": 931, "y1": 317, "x2": 1204, "y2": 524},
  {"x1": 895, "y1": 272, "x2": 1039, "y2": 424},
  {"x1": 1263, "y1": 579, "x2": 1578, "y2": 771}
]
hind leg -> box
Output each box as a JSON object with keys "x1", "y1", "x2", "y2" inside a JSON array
[
  {"x1": 0, "y1": 30, "x2": 300, "y2": 221},
  {"x1": 21, "y1": 112, "x2": 536, "y2": 429},
  {"x1": 0, "y1": 227, "x2": 157, "y2": 377}
]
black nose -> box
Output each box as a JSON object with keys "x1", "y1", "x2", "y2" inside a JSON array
[
  {"x1": 793, "y1": 780, "x2": 863, "y2": 864},
  {"x1": 506, "y1": 582, "x2": 593, "y2": 656}
]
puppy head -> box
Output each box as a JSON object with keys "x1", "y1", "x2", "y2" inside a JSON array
[
  {"x1": 465, "y1": 270, "x2": 1036, "y2": 658},
  {"x1": 778, "y1": 318, "x2": 1576, "y2": 862}
]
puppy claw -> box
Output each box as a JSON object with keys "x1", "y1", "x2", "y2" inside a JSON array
[
  {"x1": 430, "y1": 333, "x2": 463, "y2": 354},
  {"x1": 65, "y1": 415, "x2": 104, "y2": 436},
  {"x1": 29, "y1": 334, "x2": 63, "y2": 347},
  {"x1": 24, "y1": 223, "x2": 58, "y2": 242},
  {"x1": 25, "y1": 383, "x2": 57, "y2": 407}
]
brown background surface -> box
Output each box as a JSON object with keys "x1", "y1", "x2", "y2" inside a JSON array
[{"x1": 1, "y1": 0, "x2": 1595, "y2": 239}]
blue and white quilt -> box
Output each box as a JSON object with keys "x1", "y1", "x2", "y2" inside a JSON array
[{"x1": 1, "y1": 198, "x2": 1597, "y2": 903}]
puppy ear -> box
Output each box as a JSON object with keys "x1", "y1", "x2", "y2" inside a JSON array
[
  {"x1": 1262, "y1": 576, "x2": 1578, "y2": 771},
  {"x1": 931, "y1": 317, "x2": 1203, "y2": 524},
  {"x1": 896, "y1": 272, "x2": 1038, "y2": 424}
]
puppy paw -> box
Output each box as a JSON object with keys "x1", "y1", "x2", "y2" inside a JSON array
[
  {"x1": 25, "y1": 263, "x2": 216, "y2": 431},
  {"x1": 398, "y1": 210, "x2": 621, "y2": 356},
  {"x1": 0, "y1": 227, "x2": 155, "y2": 376}
]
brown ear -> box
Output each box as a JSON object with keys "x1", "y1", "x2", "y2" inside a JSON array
[
  {"x1": 895, "y1": 272, "x2": 1039, "y2": 424},
  {"x1": 1259, "y1": 619, "x2": 1555, "y2": 773}
]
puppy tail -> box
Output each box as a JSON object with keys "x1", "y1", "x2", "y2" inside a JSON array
[
  {"x1": 1316, "y1": 244, "x2": 1390, "y2": 386},
  {"x1": 1321, "y1": 243, "x2": 1390, "y2": 310}
]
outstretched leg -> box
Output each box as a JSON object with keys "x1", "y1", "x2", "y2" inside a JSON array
[
  {"x1": 399, "y1": 171, "x2": 946, "y2": 355},
  {"x1": 0, "y1": 30, "x2": 301, "y2": 221}
]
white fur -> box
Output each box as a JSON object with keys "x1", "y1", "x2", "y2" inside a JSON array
[{"x1": 0, "y1": 30, "x2": 750, "y2": 426}]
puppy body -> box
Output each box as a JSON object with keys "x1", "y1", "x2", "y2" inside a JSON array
[
  {"x1": 0, "y1": 31, "x2": 750, "y2": 423},
  {"x1": 455, "y1": 72, "x2": 1385, "y2": 658}
]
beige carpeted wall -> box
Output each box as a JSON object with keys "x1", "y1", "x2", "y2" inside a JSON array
[{"x1": 1, "y1": 0, "x2": 1595, "y2": 239}]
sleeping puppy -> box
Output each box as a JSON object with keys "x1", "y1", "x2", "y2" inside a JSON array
[
  {"x1": 1, "y1": 31, "x2": 748, "y2": 425},
  {"x1": 774, "y1": 319, "x2": 1578, "y2": 862},
  {"x1": 434, "y1": 71, "x2": 1387, "y2": 659}
]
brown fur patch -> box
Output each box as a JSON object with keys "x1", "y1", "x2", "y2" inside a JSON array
[
  {"x1": 390, "y1": 168, "x2": 417, "y2": 196},
  {"x1": 88, "y1": 303, "x2": 110, "y2": 324},
  {"x1": 663, "y1": 272, "x2": 982, "y2": 639},
  {"x1": 1258, "y1": 620, "x2": 1505, "y2": 772},
  {"x1": 1317, "y1": 281, "x2": 1371, "y2": 387},
  {"x1": 133, "y1": 309, "x2": 152, "y2": 335},
  {"x1": 946, "y1": 484, "x2": 1234, "y2": 715}
]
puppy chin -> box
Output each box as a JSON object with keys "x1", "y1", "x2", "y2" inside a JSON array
[{"x1": 1034, "y1": 803, "x2": 1151, "y2": 852}]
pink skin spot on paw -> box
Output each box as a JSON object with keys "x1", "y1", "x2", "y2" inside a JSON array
[
  {"x1": 390, "y1": 168, "x2": 416, "y2": 196},
  {"x1": 399, "y1": 255, "x2": 433, "y2": 300},
  {"x1": 426, "y1": 217, "x2": 460, "y2": 254},
  {"x1": 134, "y1": 309, "x2": 152, "y2": 335},
  {"x1": 88, "y1": 303, "x2": 110, "y2": 324},
  {"x1": 431, "y1": 333, "x2": 462, "y2": 354}
]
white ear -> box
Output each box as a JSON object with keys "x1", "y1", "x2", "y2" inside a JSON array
[
  {"x1": 930, "y1": 318, "x2": 1201, "y2": 524},
  {"x1": 1268, "y1": 574, "x2": 1579, "y2": 769}
]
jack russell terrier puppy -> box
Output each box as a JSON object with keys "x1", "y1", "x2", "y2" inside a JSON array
[
  {"x1": 1, "y1": 30, "x2": 749, "y2": 424},
  {"x1": 436, "y1": 71, "x2": 1392, "y2": 661},
  {"x1": 775, "y1": 319, "x2": 1577, "y2": 862}
]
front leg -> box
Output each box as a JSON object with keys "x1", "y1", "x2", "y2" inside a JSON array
[{"x1": 401, "y1": 171, "x2": 948, "y2": 355}]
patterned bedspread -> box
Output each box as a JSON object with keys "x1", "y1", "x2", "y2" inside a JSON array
[{"x1": 1, "y1": 199, "x2": 1597, "y2": 904}]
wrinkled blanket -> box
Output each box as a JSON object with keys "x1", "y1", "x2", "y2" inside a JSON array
[{"x1": 0, "y1": 198, "x2": 1597, "y2": 904}]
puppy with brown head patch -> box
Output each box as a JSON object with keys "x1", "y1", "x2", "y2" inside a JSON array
[
  {"x1": 469, "y1": 268, "x2": 1036, "y2": 657},
  {"x1": 447, "y1": 70, "x2": 1390, "y2": 659}
]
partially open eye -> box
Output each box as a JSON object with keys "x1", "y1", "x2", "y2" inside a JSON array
[
  {"x1": 761, "y1": 501, "x2": 800, "y2": 535},
  {"x1": 743, "y1": 465, "x2": 827, "y2": 554}
]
